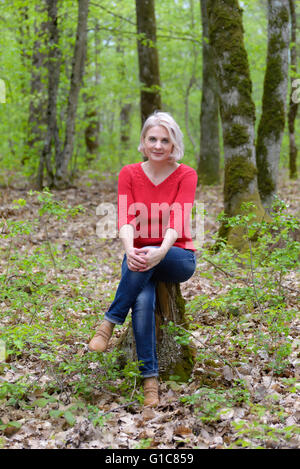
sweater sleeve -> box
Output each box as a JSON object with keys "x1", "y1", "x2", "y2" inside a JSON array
[
  {"x1": 167, "y1": 167, "x2": 197, "y2": 238},
  {"x1": 117, "y1": 165, "x2": 136, "y2": 230}
]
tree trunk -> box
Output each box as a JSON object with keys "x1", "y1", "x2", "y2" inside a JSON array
[
  {"x1": 207, "y1": 0, "x2": 266, "y2": 249},
  {"x1": 54, "y1": 0, "x2": 89, "y2": 188},
  {"x1": 117, "y1": 39, "x2": 132, "y2": 162},
  {"x1": 256, "y1": 0, "x2": 290, "y2": 208},
  {"x1": 84, "y1": 20, "x2": 101, "y2": 161},
  {"x1": 84, "y1": 108, "x2": 100, "y2": 159},
  {"x1": 198, "y1": 0, "x2": 220, "y2": 185},
  {"x1": 135, "y1": 0, "x2": 162, "y2": 125},
  {"x1": 25, "y1": 3, "x2": 48, "y2": 167},
  {"x1": 120, "y1": 103, "x2": 132, "y2": 155},
  {"x1": 38, "y1": 0, "x2": 61, "y2": 190},
  {"x1": 117, "y1": 282, "x2": 194, "y2": 382},
  {"x1": 184, "y1": 0, "x2": 198, "y2": 157},
  {"x1": 288, "y1": 0, "x2": 298, "y2": 180}
]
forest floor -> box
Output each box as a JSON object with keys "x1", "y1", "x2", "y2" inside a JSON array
[{"x1": 0, "y1": 169, "x2": 299, "y2": 450}]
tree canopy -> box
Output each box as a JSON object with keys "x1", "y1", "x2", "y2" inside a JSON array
[{"x1": 0, "y1": 0, "x2": 298, "y2": 186}]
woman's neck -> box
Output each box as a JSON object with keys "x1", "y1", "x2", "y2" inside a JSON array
[{"x1": 143, "y1": 159, "x2": 179, "y2": 176}]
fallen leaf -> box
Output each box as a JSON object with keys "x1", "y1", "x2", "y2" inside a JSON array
[{"x1": 174, "y1": 424, "x2": 193, "y2": 436}]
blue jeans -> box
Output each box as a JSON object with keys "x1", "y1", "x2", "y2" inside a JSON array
[{"x1": 104, "y1": 246, "x2": 196, "y2": 377}]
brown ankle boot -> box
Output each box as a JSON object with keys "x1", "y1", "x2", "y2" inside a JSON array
[
  {"x1": 88, "y1": 320, "x2": 115, "y2": 352},
  {"x1": 143, "y1": 377, "x2": 159, "y2": 407}
]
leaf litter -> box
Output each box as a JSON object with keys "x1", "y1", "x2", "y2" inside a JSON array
[{"x1": 0, "y1": 171, "x2": 299, "y2": 449}]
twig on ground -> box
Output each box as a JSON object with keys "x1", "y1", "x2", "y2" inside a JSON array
[{"x1": 100, "y1": 400, "x2": 139, "y2": 417}]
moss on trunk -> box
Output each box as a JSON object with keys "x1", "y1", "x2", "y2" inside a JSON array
[
  {"x1": 255, "y1": 0, "x2": 290, "y2": 207},
  {"x1": 224, "y1": 154, "x2": 257, "y2": 207},
  {"x1": 207, "y1": 0, "x2": 267, "y2": 250}
]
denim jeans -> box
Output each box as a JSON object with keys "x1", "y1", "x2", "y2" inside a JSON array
[{"x1": 104, "y1": 246, "x2": 196, "y2": 377}]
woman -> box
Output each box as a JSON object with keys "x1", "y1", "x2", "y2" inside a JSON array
[{"x1": 89, "y1": 111, "x2": 197, "y2": 407}]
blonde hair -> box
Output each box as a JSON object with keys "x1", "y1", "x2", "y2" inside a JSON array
[{"x1": 138, "y1": 111, "x2": 184, "y2": 161}]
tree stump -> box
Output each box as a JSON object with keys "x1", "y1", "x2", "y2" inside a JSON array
[{"x1": 116, "y1": 282, "x2": 195, "y2": 381}]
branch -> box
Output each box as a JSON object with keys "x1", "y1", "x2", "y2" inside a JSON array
[
  {"x1": 100, "y1": 400, "x2": 139, "y2": 417},
  {"x1": 90, "y1": 1, "x2": 201, "y2": 43},
  {"x1": 202, "y1": 256, "x2": 250, "y2": 285}
]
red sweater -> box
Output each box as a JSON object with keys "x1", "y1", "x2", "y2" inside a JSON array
[{"x1": 118, "y1": 162, "x2": 197, "y2": 251}]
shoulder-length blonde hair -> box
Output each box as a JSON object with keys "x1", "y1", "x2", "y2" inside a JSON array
[{"x1": 138, "y1": 111, "x2": 184, "y2": 161}]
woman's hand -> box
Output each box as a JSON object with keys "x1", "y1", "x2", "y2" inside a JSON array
[
  {"x1": 125, "y1": 247, "x2": 148, "y2": 271},
  {"x1": 134, "y1": 247, "x2": 165, "y2": 271}
]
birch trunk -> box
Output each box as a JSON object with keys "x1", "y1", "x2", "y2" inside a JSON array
[
  {"x1": 135, "y1": 0, "x2": 162, "y2": 125},
  {"x1": 256, "y1": 0, "x2": 290, "y2": 207}
]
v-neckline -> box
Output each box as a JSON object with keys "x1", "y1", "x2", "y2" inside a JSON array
[{"x1": 139, "y1": 162, "x2": 181, "y2": 188}]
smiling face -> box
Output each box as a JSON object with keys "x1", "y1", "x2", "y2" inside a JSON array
[{"x1": 143, "y1": 125, "x2": 174, "y2": 163}]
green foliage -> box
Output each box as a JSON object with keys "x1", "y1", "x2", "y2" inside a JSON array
[
  {"x1": 181, "y1": 382, "x2": 251, "y2": 423},
  {"x1": 0, "y1": 190, "x2": 142, "y2": 439},
  {"x1": 1, "y1": 0, "x2": 297, "y2": 180},
  {"x1": 179, "y1": 199, "x2": 299, "y2": 436},
  {"x1": 231, "y1": 419, "x2": 299, "y2": 449},
  {"x1": 28, "y1": 189, "x2": 85, "y2": 220}
]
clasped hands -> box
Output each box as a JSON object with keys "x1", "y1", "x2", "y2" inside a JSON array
[{"x1": 126, "y1": 246, "x2": 165, "y2": 272}]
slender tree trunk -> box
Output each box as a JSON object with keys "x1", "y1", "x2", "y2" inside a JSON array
[
  {"x1": 120, "y1": 103, "x2": 132, "y2": 154},
  {"x1": 207, "y1": 0, "x2": 266, "y2": 248},
  {"x1": 25, "y1": 4, "x2": 48, "y2": 167},
  {"x1": 184, "y1": 0, "x2": 198, "y2": 156},
  {"x1": 288, "y1": 0, "x2": 298, "y2": 180},
  {"x1": 38, "y1": 0, "x2": 61, "y2": 189},
  {"x1": 256, "y1": 0, "x2": 290, "y2": 208},
  {"x1": 84, "y1": 20, "x2": 101, "y2": 161},
  {"x1": 84, "y1": 107, "x2": 100, "y2": 159},
  {"x1": 16, "y1": 5, "x2": 31, "y2": 96},
  {"x1": 198, "y1": 0, "x2": 220, "y2": 185},
  {"x1": 117, "y1": 39, "x2": 132, "y2": 162},
  {"x1": 135, "y1": 0, "x2": 162, "y2": 125},
  {"x1": 54, "y1": 0, "x2": 89, "y2": 188}
]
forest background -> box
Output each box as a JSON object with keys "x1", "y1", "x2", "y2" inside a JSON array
[{"x1": 0, "y1": 0, "x2": 299, "y2": 450}]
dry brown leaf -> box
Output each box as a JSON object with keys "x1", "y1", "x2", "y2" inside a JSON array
[{"x1": 174, "y1": 425, "x2": 193, "y2": 436}]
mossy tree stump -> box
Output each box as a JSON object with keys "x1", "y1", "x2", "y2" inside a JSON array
[{"x1": 116, "y1": 282, "x2": 194, "y2": 382}]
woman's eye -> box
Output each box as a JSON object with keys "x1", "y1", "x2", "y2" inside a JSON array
[{"x1": 162, "y1": 139, "x2": 169, "y2": 144}]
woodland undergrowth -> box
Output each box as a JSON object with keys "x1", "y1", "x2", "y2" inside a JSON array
[{"x1": 0, "y1": 172, "x2": 299, "y2": 449}]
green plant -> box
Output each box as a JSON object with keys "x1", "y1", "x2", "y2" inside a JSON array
[
  {"x1": 0, "y1": 420, "x2": 22, "y2": 434},
  {"x1": 197, "y1": 200, "x2": 299, "y2": 375},
  {"x1": 135, "y1": 438, "x2": 153, "y2": 449},
  {"x1": 181, "y1": 381, "x2": 250, "y2": 423},
  {"x1": 179, "y1": 199, "x2": 299, "y2": 436}
]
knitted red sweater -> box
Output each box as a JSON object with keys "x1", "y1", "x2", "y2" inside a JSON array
[{"x1": 118, "y1": 162, "x2": 197, "y2": 251}]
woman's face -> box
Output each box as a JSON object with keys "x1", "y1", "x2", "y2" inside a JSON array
[{"x1": 144, "y1": 125, "x2": 174, "y2": 163}]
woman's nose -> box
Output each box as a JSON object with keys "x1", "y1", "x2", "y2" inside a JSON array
[{"x1": 154, "y1": 139, "x2": 162, "y2": 148}]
